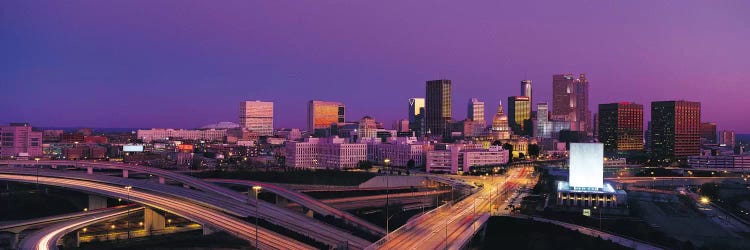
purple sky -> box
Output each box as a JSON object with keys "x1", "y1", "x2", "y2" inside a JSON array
[{"x1": 2, "y1": 1, "x2": 749, "y2": 133}]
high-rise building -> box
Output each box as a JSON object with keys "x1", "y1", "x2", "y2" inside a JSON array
[
  {"x1": 393, "y1": 119, "x2": 410, "y2": 133},
  {"x1": 239, "y1": 100, "x2": 274, "y2": 136},
  {"x1": 467, "y1": 98, "x2": 485, "y2": 123},
  {"x1": 700, "y1": 122, "x2": 717, "y2": 145},
  {"x1": 308, "y1": 100, "x2": 345, "y2": 134},
  {"x1": 651, "y1": 101, "x2": 701, "y2": 161},
  {"x1": 552, "y1": 74, "x2": 591, "y2": 133},
  {"x1": 719, "y1": 130, "x2": 735, "y2": 147},
  {"x1": 598, "y1": 102, "x2": 644, "y2": 153},
  {"x1": 535, "y1": 102, "x2": 570, "y2": 138},
  {"x1": 408, "y1": 98, "x2": 425, "y2": 124},
  {"x1": 357, "y1": 116, "x2": 378, "y2": 139},
  {"x1": 0, "y1": 123, "x2": 43, "y2": 157},
  {"x1": 507, "y1": 96, "x2": 531, "y2": 136},
  {"x1": 521, "y1": 80, "x2": 532, "y2": 103},
  {"x1": 425, "y1": 80, "x2": 452, "y2": 137},
  {"x1": 408, "y1": 98, "x2": 426, "y2": 137}
]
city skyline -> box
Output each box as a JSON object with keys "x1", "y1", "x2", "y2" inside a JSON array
[{"x1": 2, "y1": 1, "x2": 749, "y2": 132}]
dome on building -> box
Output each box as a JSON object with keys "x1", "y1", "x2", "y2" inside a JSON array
[{"x1": 200, "y1": 122, "x2": 240, "y2": 129}]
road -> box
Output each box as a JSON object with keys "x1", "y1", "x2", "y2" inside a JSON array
[
  {"x1": 18, "y1": 206, "x2": 144, "y2": 250},
  {"x1": 1, "y1": 205, "x2": 136, "y2": 233},
  {"x1": 0, "y1": 173, "x2": 316, "y2": 250},
  {"x1": 0, "y1": 164, "x2": 373, "y2": 249},
  {"x1": 207, "y1": 178, "x2": 386, "y2": 236},
  {"x1": 372, "y1": 166, "x2": 536, "y2": 250}
]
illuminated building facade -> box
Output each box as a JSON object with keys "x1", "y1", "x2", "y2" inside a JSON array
[
  {"x1": 651, "y1": 100, "x2": 701, "y2": 161},
  {"x1": 507, "y1": 96, "x2": 531, "y2": 136},
  {"x1": 425, "y1": 80, "x2": 452, "y2": 137},
  {"x1": 598, "y1": 102, "x2": 644, "y2": 153},
  {"x1": 239, "y1": 100, "x2": 274, "y2": 136},
  {"x1": 308, "y1": 100, "x2": 345, "y2": 135}
]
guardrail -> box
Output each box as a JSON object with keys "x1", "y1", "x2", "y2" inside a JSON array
[{"x1": 364, "y1": 187, "x2": 483, "y2": 250}]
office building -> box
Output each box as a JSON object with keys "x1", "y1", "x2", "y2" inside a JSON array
[
  {"x1": 521, "y1": 79, "x2": 532, "y2": 103},
  {"x1": 425, "y1": 80, "x2": 452, "y2": 137},
  {"x1": 0, "y1": 123, "x2": 43, "y2": 157},
  {"x1": 467, "y1": 98, "x2": 485, "y2": 123},
  {"x1": 366, "y1": 137, "x2": 431, "y2": 167},
  {"x1": 285, "y1": 137, "x2": 367, "y2": 169},
  {"x1": 598, "y1": 102, "x2": 644, "y2": 153},
  {"x1": 651, "y1": 101, "x2": 701, "y2": 161},
  {"x1": 308, "y1": 100, "x2": 345, "y2": 135},
  {"x1": 552, "y1": 74, "x2": 591, "y2": 133},
  {"x1": 239, "y1": 100, "x2": 274, "y2": 136},
  {"x1": 357, "y1": 116, "x2": 378, "y2": 140},
  {"x1": 508, "y1": 96, "x2": 531, "y2": 136},
  {"x1": 393, "y1": 119, "x2": 410, "y2": 133},
  {"x1": 700, "y1": 122, "x2": 717, "y2": 145},
  {"x1": 42, "y1": 130, "x2": 64, "y2": 143},
  {"x1": 719, "y1": 130, "x2": 735, "y2": 147},
  {"x1": 275, "y1": 128, "x2": 302, "y2": 141},
  {"x1": 408, "y1": 98, "x2": 425, "y2": 136},
  {"x1": 426, "y1": 144, "x2": 509, "y2": 174},
  {"x1": 136, "y1": 128, "x2": 227, "y2": 142}
]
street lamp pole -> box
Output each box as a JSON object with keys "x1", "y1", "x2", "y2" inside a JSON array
[
  {"x1": 252, "y1": 186, "x2": 262, "y2": 249},
  {"x1": 124, "y1": 186, "x2": 132, "y2": 239},
  {"x1": 384, "y1": 158, "x2": 391, "y2": 235},
  {"x1": 35, "y1": 158, "x2": 40, "y2": 190}
]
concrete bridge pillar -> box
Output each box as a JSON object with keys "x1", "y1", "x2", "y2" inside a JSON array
[
  {"x1": 158, "y1": 176, "x2": 165, "y2": 184},
  {"x1": 202, "y1": 224, "x2": 216, "y2": 235},
  {"x1": 144, "y1": 207, "x2": 166, "y2": 235},
  {"x1": 122, "y1": 169, "x2": 129, "y2": 178},
  {"x1": 0, "y1": 232, "x2": 19, "y2": 250},
  {"x1": 86, "y1": 166, "x2": 93, "y2": 174},
  {"x1": 88, "y1": 195, "x2": 107, "y2": 210},
  {"x1": 275, "y1": 195, "x2": 289, "y2": 207},
  {"x1": 62, "y1": 231, "x2": 80, "y2": 249}
]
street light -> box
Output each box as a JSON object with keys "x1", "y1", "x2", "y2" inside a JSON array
[
  {"x1": 593, "y1": 206, "x2": 602, "y2": 230},
  {"x1": 384, "y1": 158, "x2": 391, "y2": 235},
  {"x1": 124, "y1": 186, "x2": 132, "y2": 239},
  {"x1": 34, "y1": 158, "x2": 41, "y2": 190},
  {"x1": 252, "y1": 185, "x2": 262, "y2": 248}
]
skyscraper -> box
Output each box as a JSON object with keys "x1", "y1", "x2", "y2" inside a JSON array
[
  {"x1": 425, "y1": 80, "x2": 452, "y2": 137},
  {"x1": 598, "y1": 102, "x2": 644, "y2": 153},
  {"x1": 719, "y1": 130, "x2": 735, "y2": 147},
  {"x1": 308, "y1": 100, "x2": 345, "y2": 134},
  {"x1": 467, "y1": 98, "x2": 485, "y2": 122},
  {"x1": 408, "y1": 98, "x2": 425, "y2": 137},
  {"x1": 468, "y1": 98, "x2": 486, "y2": 137},
  {"x1": 700, "y1": 122, "x2": 717, "y2": 145},
  {"x1": 408, "y1": 98, "x2": 425, "y2": 125},
  {"x1": 507, "y1": 96, "x2": 531, "y2": 136},
  {"x1": 521, "y1": 80, "x2": 532, "y2": 103},
  {"x1": 651, "y1": 101, "x2": 701, "y2": 162},
  {"x1": 239, "y1": 100, "x2": 274, "y2": 136},
  {"x1": 552, "y1": 73, "x2": 591, "y2": 133}
]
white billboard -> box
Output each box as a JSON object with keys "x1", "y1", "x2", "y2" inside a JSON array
[
  {"x1": 568, "y1": 143, "x2": 603, "y2": 189},
  {"x1": 123, "y1": 144, "x2": 144, "y2": 152}
]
